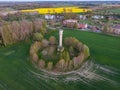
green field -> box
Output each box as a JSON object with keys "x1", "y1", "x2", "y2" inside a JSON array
[
  {"x1": 0, "y1": 30, "x2": 120, "y2": 90},
  {"x1": 96, "y1": 8, "x2": 120, "y2": 14},
  {"x1": 47, "y1": 30, "x2": 120, "y2": 69}
]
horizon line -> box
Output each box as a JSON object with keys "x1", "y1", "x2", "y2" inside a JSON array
[{"x1": 0, "y1": 0, "x2": 120, "y2": 2}]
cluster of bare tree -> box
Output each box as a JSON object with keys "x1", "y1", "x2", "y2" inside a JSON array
[
  {"x1": 0, "y1": 19, "x2": 45, "y2": 46},
  {"x1": 30, "y1": 36, "x2": 57, "y2": 71},
  {"x1": 30, "y1": 36, "x2": 90, "y2": 72},
  {"x1": 56, "y1": 37, "x2": 89, "y2": 71}
]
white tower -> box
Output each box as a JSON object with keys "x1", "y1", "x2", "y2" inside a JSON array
[
  {"x1": 58, "y1": 29, "x2": 64, "y2": 52},
  {"x1": 59, "y1": 29, "x2": 63, "y2": 47}
]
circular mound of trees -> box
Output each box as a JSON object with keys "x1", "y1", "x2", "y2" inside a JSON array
[{"x1": 30, "y1": 36, "x2": 90, "y2": 72}]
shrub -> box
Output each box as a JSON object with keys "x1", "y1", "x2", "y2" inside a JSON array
[
  {"x1": 19, "y1": 20, "x2": 31, "y2": 40},
  {"x1": 64, "y1": 50, "x2": 70, "y2": 61},
  {"x1": 2, "y1": 24, "x2": 13, "y2": 45},
  {"x1": 41, "y1": 39, "x2": 49, "y2": 48},
  {"x1": 0, "y1": 19, "x2": 44, "y2": 45},
  {"x1": 31, "y1": 41, "x2": 42, "y2": 53},
  {"x1": 42, "y1": 20, "x2": 46, "y2": 28},
  {"x1": 64, "y1": 37, "x2": 80, "y2": 47},
  {"x1": 73, "y1": 52, "x2": 85, "y2": 69},
  {"x1": 56, "y1": 59, "x2": 65, "y2": 71},
  {"x1": 30, "y1": 46, "x2": 35, "y2": 56},
  {"x1": 40, "y1": 27, "x2": 47, "y2": 36},
  {"x1": 73, "y1": 57, "x2": 79, "y2": 69},
  {"x1": 33, "y1": 32, "x2": 43, "y2": 41},
  {"x1": 47, "y1": 62, "x2": 53, "y2": 70},
  {"x1": 68, "y1": 60, "x2": 74, "y2": 70},
  {"x1": 33, "y1": 19, "x2": 43, "y2": 32},
  {"x1": 64, "y1": 37, "x2": 73, "y2": 46},
  {"x1": 48, "y1": 46, "x2": 56, "y2": 56},
  {"x1": 11, "y1": 21, "x2": 20, "y2": 42},
  {"x1": 31, "y1": 53, "x2": 38, "y2": 63},
  {"x1": 78, "y1": 53, "x2": 85, "y2": 64},
  {"x1": 74, "y1": 22, "x2": 78, "y2": 28},
  {"x1": 35, "y1": 41, "x2": 42, "y2": 50},
  {"x1": 71, "y1": 37, "x2": 79, "y2": 47},
  {"x1": 66, "y1": 22, "x2": 71, "y2": 28},
  {"x1": 49, "y1": 36, "x2": 56, "y2": 45},
  {"x1": 38, "y1": 59, "x2": 45, "y2": 69},
  {"x1": 69, "y1": 46, "x2": 74, "y2": 57},
  {"x1": 75, "y1": 42, "x2": 83, "y2": 52},
  {"x1": 49, "y1": 29, "x2": 57, "y2": 34},
  {"x1": 41, "y1": 50, "x2": 48, "y2": 56},
  {"x1": 83, "y1": 44, "x2": 90, "y2": 59}
]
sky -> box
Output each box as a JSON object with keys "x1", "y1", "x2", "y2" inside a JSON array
[{"x1": 0, "y1": 0, "x2": 119, "y2": 2}]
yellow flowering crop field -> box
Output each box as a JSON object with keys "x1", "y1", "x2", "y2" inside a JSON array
[{"x1": 21, "y1": 7, "x2": 91, "y2": 14}]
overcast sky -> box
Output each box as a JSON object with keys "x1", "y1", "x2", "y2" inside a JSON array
[{"x1": 0, "y1": 0, "x2": 119, "y2": 2}]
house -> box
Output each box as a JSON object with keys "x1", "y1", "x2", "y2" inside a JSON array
[
  {"x1": 63, "y1": 19, "x2": 77, "y2": 25},
  {"x1": 79, "y1": 15, "x2": 86, "y2": 20},
  {"x1": 62, "y1": 19, "x2": 78, "y2": 28},
  {"x1": 63, "y1": 19, "x2": 88, "y2": 29},
  {"x1": 77, "y1": 24, "x2": 88, "y2": 29},
  {"x1": 92, "y1": 26, "x2": 101, "y2": 33},
  {"x1": 45, "y1": 15, "x2": 55, "y2": 20},
  {"x1": 92, "y1": 15, "x2": 104, "y2": 19},
  {"x1": 112, "y1": 25, "x2": 120, "y2": 35}
]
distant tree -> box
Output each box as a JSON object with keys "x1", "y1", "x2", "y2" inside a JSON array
[
  {"x1": 86, "y1": 11, "x2": 93, "y2": 20},
  {"x1": 74, "y1": 22, "x2": 78, "y2": 29},
  {"x1": 102, "y1": 23, "x2": 109, "y2": 33},
  {"x1": 63, "y1": 13, "x2": 78, "y2": 19}
]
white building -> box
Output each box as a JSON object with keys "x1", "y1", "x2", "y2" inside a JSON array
[
  {"x1": 79, "y1": 15, "x2": 87, "y2": 20},
  {"x1": 45, "y1": 15, "x2": 55, "y2": 20},
  {"x1": 63, "y1": 19, "x2": 77, "y2": 25},
  {"x1": 92, "y1": 15, "x2": 104, "y2": 19}
]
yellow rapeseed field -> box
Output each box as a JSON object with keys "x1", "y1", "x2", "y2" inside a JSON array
[{"x1": 21, "y1": 7, "x2": 91, "y2": 14}]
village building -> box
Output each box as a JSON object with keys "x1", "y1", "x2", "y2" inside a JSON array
[
  {"x1": 79, "y1": 15, "x2": 87, "y2": 20},
  {"x1": 0, "y1": 11, "x2": 19, "y2": 17},
  {"x1": 77, "y1": 23, "x2": 88, "y2": 29},
  {"x1": 92, "y1": 15, "x2": 104, "y2": 19},
  {"x1": 63, "y1": 19, "x2": 88, "y2": 29},
  {"x1": 112, "y1": 24, "x2": 120, "y2": 35},
  {"x1": 63, "y1": 19, "x2": 77, "y2": 25},
  {"x1": 45, "y1": 15, "x2": 55, "y2": 20}
]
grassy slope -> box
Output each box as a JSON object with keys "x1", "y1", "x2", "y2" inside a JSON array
[{"x1": 0, "y1": 30, "x2": 120, "y2": 90}]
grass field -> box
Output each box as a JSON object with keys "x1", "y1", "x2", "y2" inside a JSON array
[
  {"x1": 96, "y1": 8, "x2": 120, "y2": 14},
  {"x1": 0, "y1": 30, "x2": 120, "y2": 90},
  {"x1": 46, "y1": 30, "x2": 120, "y2": 69}
]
